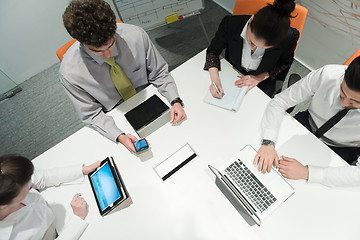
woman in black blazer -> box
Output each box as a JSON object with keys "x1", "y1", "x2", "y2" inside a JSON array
[{"x1": 204, "y1": 0, "x2": 299, "y2": 97}]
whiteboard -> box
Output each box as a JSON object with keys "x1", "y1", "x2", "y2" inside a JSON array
[{"x1": 113, "y1": 0, "x2": 205, "y2": 30}]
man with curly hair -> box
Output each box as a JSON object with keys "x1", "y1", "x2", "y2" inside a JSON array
[{"x1": 59, "y1": 0, "x2": 186, "y2": 153}]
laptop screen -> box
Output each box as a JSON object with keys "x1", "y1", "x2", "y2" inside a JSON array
[{"x1": 90, "y1": 161, "x2": 122, "y2": 211}]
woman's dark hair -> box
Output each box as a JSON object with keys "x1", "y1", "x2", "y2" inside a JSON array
[
  {"x1": 63, "y1": 0, "x2": 117, "y2": 48},
  {"x1": 0, "y1": 154, "x2": 34, "y2": 205},
  {"x1": 345, "y1": 56, "x2": 360, "y2": 92},
  {"x1": 250, "y1": 0, "x2": 295, "y2": 47}
]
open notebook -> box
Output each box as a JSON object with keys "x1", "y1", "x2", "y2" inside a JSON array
[{"x1": 203, "y1": 72, "x2": 248, "y2": 111}]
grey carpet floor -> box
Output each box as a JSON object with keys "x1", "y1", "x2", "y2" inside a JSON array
[{"x1": 0, "y1": 0, "x2": 310, "y2": 160}]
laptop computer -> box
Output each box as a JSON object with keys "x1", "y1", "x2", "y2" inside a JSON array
[
  {"x1": 208, "y1": 145, "x2": 294, "y2": 226},
  {"x1": 125, "y1": 94, "x2": 170, "y2": 138}
]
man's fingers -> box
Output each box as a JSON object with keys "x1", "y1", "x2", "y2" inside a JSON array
[
  {"x1": 253, "y1": 154, "x2": 260, "y2": 165},
  {"x1": 172, "y1": 114, "x2": 179, "y2": 124},
  {"x1": 127, "y1": 134, "x2": 138, "y2": 142},
  {"x1": 170, "y1": 108, "x2": 175, "y2": 122},
  {"x1": 258, "y1": 158, "x2": 264, "y2": 172},
  {"x1": 274, "y1": 157, "x2": 279, "y2": 168},
  {"x1": 266, "y1": 161, "x2": 272, "y2": 173},
  {"x1": 282, "y1": 156, "x2": 293, "y2": 162},
  {"x1": 72, "y1": 193, "x2": 81, "y2": 201}
]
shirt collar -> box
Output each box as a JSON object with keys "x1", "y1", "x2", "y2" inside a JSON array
[
  {"x1": 240, "y1": 20, "x2": 248, "y2": 40},
  {"x1": 80, "y1": 34, "x2": 120, "y2": 65}
]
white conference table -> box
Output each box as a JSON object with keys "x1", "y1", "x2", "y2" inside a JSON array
[{"x1": 33, "y1": 50, "x2": 360, "y2": 240}]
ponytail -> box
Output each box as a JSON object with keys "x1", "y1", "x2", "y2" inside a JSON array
[
  {"x1": 250, "y1": 0, "x2": 295, "y2": 47},
  {"x1": 272, "y1": 0, "x2": 295, "y2": 17}
]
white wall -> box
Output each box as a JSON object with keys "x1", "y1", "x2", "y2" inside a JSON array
[
  {"x1": 212, "y1": 0, "x2": 235, "y2": 13},
  {"x1": 295, "y1": 0, "x2": 360, "y2": 70},
  {"x1": 0, "y1": 0, "x2": 119, "y2": 85}
]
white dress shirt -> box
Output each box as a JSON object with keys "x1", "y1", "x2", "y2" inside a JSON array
[
  {"x1": 261, "y1": 64, "x2": 360, "y2": 187},
  {"x1": 240, "y1": 20, "x2": 265, "y2": 72},
  {"x1": 0, "y1": 164, "x2": 88, "y2": 240}
]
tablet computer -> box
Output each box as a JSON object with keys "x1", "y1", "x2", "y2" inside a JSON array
[
  {"x1": 125, "y1": 94, "x2": 170, "y2": 138},
  {"x1": 88, "y1": 157, "x2": 127, "y2": 216}
]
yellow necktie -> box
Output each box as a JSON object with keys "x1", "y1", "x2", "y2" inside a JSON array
[{"x1": 105, "y1": 57, "x2": 136, "y2": 100}]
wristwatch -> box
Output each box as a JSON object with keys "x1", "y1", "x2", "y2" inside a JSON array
[
  {"x1": 261, "y1": 139, "x2": 275, "y2": 146},
  {"x1": 171, "y1": 98, "x2": 183, "y2": 107}
]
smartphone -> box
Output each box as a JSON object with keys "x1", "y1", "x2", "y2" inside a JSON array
[{"x1": 134, "y1": 138, "x2": 149, "y2": 152}]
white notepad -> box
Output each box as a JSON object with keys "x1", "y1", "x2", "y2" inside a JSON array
[{"x1": 203, "y1": 72, "x2": 248, "y2": 111}]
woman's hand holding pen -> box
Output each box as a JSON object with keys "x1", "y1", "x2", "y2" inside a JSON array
[
  {"x1": 210, "y1": 81, "x2": 224, "y2": 98},
  {"x1": 209, "y1": 67, "x2": 224, "y2": 98}
]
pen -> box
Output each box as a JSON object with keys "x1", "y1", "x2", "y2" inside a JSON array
[{"x1": 212, "y1": 81, "x2": 221, "y2": 95}]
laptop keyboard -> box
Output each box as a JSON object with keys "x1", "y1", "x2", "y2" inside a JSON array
[{"x1": 225, "y1": 159, "x2": 277, "y2": 213}]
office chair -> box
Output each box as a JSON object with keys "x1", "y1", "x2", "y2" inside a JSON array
[
  {"x1": 56, "y1": 20, "x2": 123, "y2": 62},
  {"x1": 56, "y1": 39, "x2": 77, "y2": 62},
  {"x1": 232, "y1": 0, "x2": 308, "y2": 97},
  {"x1": 344, "y1": 48, "x2": 360, "y2": 65}
]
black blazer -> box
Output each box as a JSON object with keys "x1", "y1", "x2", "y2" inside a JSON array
[{"x1": 206, "y1": 15, "x2": 299, "y2": 80}]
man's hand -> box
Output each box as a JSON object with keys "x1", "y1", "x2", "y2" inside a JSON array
[
  {"x1": 254, "y1": 145, "x2": 279, "y2": 173},
  {"x1": 170, "y1": 103, "x2": 186, "y2": 124},
  {"x1": 278, "y1": 156, "x2": 309, "y2": 180},
  {"x1": 82, "y1": 161, "x2": 101, "y2": 175},
  {"x1": 71, "y1": 193, "x2": 87, "y2": 220},
  {"x1": 117, "y1": 133, "x2": 139, "y2": 153}
]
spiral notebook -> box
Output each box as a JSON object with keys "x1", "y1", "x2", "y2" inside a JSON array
[{"x1": 203, "y1": 72, "x2": 247, "y2": 111}]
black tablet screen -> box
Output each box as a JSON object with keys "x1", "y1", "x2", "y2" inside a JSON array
[{"x1": 125, "y1": 95, "x2": 169, "y2": 130}]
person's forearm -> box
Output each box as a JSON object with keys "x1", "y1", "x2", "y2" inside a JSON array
[
  {"x1": 32, "y1": 165, "x2": 84, "y2": 191},
  {"x1": 256, "y1": 72, "x2": 270, "y2": 82},
  {"x1": 209, "y1": 67, "x2": 220, "y2": 83}
]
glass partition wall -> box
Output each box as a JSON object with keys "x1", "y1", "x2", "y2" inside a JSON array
[{"x1": 0, "y1": 69, "x2": 22, "y2": 102}]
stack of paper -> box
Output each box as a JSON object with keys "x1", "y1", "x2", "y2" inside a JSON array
[{"x1": 204, "y1": 72, "x2": 248, "y2": 111}]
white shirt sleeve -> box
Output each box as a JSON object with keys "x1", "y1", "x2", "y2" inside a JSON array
[
  {"x1": 261, "y1": 66, "x2": 325, "y2": 142},
  {"x1": 57, "y1": 215, "x2": 89, "y2": 240},
  {"x1": 308, "y1": 161, "x2": 360, "y2": 187},
  {"x1": 32, "y1": 164, "x2": 84, "y2": 191}
]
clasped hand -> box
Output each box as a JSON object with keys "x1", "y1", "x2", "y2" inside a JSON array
[
  {"x1": 170, "y1": 102, "x2": 186, "y2": 124},
  {"x1": 254, "y1": 146, "x2": 309, "y2": 180}
]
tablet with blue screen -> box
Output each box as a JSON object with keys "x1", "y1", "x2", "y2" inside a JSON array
[{"x1": 88, "y1": 157, "x2": 127, "y2": 216}]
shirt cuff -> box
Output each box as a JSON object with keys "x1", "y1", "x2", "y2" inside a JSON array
[
  {"x1": 307, "y1": 165, "x2": 324, "y2": 184},
  {"x1": 57, "y1": 215, "x2": 89, "y2": 240},
  {"x1": 204, "y1": 52, "x2": 221, "y2": 71},
  {"x1": 112, "y1": 129, "x2": 125, "y2": 143}
]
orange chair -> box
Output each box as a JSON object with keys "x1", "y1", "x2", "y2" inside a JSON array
[
  {"x1": 56, "y1": 20, "x2": 123, "y2": 62},
  {"x1": 344, "y1": 48, "x2": 360, "y2": 65},
  {"x1": 233, "y1": 0, "x2": 308, "y2": 52},
  {"x1": 56, "y1": 39, "x2": 77, "y2": 62}
]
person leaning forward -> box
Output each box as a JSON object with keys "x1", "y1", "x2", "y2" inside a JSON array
[
  {"x1": 59, "y1": 0, "x2": 186, "y2": 153},
  {"x1": 254, "y1": 56, "x2": 360, "y2": 187}
]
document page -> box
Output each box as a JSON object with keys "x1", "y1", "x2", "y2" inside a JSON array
[{"x1": 203, "y1": 72, "x2": 247, "y2": 111}]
